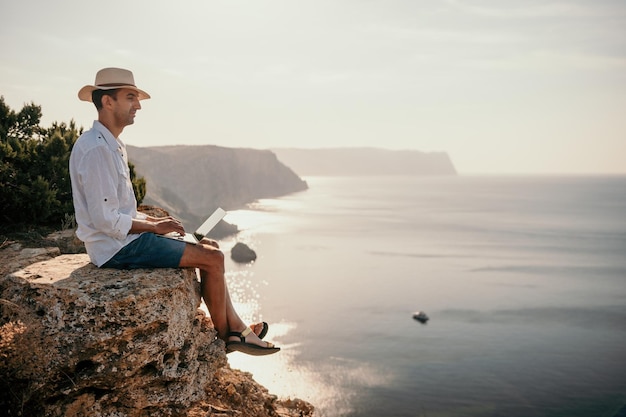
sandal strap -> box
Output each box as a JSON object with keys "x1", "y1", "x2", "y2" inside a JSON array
[
  {"x1": 227, "y1": 326, "x2": 253, "y2": 342},
  {"x1": 240, "y1": 327, "x2": 252, "y2": 338}
]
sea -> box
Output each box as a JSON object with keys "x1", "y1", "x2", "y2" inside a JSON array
[{"x1": 215, "y1": 175, "x2": 626, "y2": 417}]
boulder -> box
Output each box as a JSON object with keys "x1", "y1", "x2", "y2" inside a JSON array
[
  {"x1": 0, "y1": 247, "x2": 314, "y2": 417},
  {"x1": 230, "y1": 242, "x2": 257, "y2": 263},
  {"x1": 0, "y1": 254, "x2": 223, "y2": 416},
  {"x1": 43, "y1": 229, "x2": 86, "y2": 254}
]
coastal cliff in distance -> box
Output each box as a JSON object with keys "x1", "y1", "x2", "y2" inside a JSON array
[
  {"x1": 272, "y1": 148, "x2": 457, "y2": 176},
  {"x1": 127, "y1": 145, "x2": 308, "y2": 231}
]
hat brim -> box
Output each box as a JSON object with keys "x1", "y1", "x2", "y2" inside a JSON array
[{"x1": 78, "y1": 85, "x2": 151, "y2": 102}]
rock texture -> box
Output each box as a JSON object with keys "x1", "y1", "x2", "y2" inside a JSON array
[
  {"x1": 0, "y1": 245, "x2": 312, "y2": 417},
  {"x1": 0, "y1": 253, "x2": 219, "y2": 416}
]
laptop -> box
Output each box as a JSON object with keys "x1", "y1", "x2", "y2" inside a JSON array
[{"x1": 163, "y1": 207, "x2": 227, "y2": 244}]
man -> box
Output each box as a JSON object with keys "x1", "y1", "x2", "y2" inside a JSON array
[{"x1": 70, "y1": 67, "x2": 278, "y2": 356}]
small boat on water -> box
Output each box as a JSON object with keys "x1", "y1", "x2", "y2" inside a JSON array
[{"x1": 412, "y1": 311, "x2": 429, "y2": 323}]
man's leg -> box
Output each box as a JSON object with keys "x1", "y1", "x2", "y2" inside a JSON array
[
  {"x1": 195, "y1": 238, "x2": 268, "y2": 339},
  {"x1": 178, "y1": 242, "x2": 270, "y2": 348}
]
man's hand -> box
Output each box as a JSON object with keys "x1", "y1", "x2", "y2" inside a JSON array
[
  {"x1": 152, "y1": 216, "x2": 186, "y2": 236},
  {"x1": 199, "y1": 236, "x2": 220, "y2": 248},
  {"x1": 131, "y1": 216, "x2": 185, "y2": 235}
]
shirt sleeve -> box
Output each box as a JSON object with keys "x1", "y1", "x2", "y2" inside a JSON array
[{"x1": 76, "y1": 146, "x2": 134, "y2": 240}]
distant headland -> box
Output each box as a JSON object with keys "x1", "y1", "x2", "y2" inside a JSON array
[{"x1": 126, "y1": 145, "x2": 456, "y2": 230}]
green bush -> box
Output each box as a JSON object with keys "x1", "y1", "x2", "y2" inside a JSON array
[{"x1": 0, "y1": 96, "x2": 146, "y2": 229}]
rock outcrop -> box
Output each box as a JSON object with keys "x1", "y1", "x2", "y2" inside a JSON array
[
  {"x1": 230, "y1": 242, "x2": 257, "y2": 264},
  {"x1": 0, "y1": 245, "x2": 312, "y2": 417}
]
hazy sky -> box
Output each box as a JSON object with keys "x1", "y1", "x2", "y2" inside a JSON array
[{"x1": 1, "y1": 0, "x2": 625, "y2": 174}]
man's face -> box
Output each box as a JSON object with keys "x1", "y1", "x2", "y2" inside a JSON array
[{"x1": 110, "y1": 88, "x2": 142, "y2": 127}]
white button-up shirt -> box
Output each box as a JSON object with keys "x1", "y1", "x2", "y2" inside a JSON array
[{"x1": 69, "y1": 120, "x2": 146, "y2": 266}]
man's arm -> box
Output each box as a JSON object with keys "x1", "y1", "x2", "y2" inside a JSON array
[{"x1": 75, "y1": 146, "x2": 134, "y2": 240}]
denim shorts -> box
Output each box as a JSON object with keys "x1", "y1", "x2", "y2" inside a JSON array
[{"x1": 102, "y1": 233, "x2": 186, "y2": 270}]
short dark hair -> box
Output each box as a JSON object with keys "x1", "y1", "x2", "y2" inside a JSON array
[{"x1": 92, "y1": 89, "x2": 119, "y2": 110}]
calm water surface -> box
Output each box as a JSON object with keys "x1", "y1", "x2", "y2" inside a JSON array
[{"x1": 219, "y1": 176, "x2": 626, "y2": 417}]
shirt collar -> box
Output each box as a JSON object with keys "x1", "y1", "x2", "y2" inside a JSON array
[{"x1": 92, "y1": 120, "x2": 126, "y2": 153}]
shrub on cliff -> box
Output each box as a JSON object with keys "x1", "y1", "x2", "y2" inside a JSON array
[{"x1": 0, "y1": 96, "x2": 146, "y2": 229}]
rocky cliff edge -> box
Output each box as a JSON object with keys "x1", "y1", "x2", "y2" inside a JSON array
[{"x1": 0, "y1": 241, "x2": 313, "y2": 417}]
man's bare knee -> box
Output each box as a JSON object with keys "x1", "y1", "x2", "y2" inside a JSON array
[
  {"x1": 195, "y1": 245, "x2": 225, "y2": 274},
  {"x1": 179, "y1": 243, "x2": 224, "y2": 270},
  {"x1": 200, "y1": 243, "x2": 223, "y2": 258}
]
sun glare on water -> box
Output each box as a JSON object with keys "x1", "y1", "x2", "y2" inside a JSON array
[
  {"x1": 199, "y1": 268, "x2": 341, "y2": 412},
  {"x1": 204, "y1": 196, "x2": 393, "y2": 415},
  {"x1": 198, "y1": 264, "x2": 381, "y2": 416},
  {"x1": 223, "y1": 198, "x2": 305, "y2": 234}
]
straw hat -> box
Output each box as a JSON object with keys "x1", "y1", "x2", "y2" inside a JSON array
[{"x1": 78, "y1": 67, "x2": 150, "y2": 102}]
